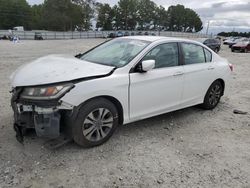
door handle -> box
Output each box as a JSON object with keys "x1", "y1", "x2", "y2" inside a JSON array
[
  {"x1": 173, "y1": 72, "x2": 184, "y2": 76},
  {"x1": 208, "y1": 66, "x2": 215, "y2": 70}
]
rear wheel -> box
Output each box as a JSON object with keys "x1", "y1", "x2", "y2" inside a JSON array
[
  {"x1": 201, "y1": 81, "x2": 223, "y2": 110},
  {"x1": 214, "y1": 47, "x2": 219, "y2": 53},
  {"x1": 72, "y1": 98, "x2": 119, "y2": 147},
  {"x1": 231, "y1": 48, "x2": 234, "y2": 52}
]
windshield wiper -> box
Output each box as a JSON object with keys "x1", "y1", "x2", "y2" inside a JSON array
[{"x1": 75, "y1": 53, "x2": 83, "y2": 59}]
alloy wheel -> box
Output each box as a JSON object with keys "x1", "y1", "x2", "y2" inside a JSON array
[
  {"x1": 82, "y1": 108, "x2": 114, "y2": 142},
  {"x1": 208, "y1": 84, "x2": 221, "y2": 106}
]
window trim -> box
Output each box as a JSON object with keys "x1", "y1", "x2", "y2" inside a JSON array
[
  {"x1": 130, "y1": 42, "x2": 181, "y2": 73},
  {"x1": 203, "y1": 47, "x2": 212, "y2": 62}
]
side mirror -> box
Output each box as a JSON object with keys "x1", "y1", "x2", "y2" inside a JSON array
[{"x1": 141, "y1": 60, "x2": 155, "y2": 72}]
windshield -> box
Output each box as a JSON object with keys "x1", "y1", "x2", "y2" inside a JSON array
[{"x1": 80, "y1": 38, "x2": 150, "y2": 67}]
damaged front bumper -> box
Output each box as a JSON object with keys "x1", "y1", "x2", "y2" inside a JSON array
[{"x1": 11, "y1": 89, "x2": 74, "y2": 143}]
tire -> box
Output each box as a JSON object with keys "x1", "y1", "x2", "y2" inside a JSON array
[
  {"x1": 201, "y1": 80, "x2": 223, "y2": 110},
  {"x1": 214, "y1": 47, "x2": 219, "y2": 53},
  {"x1": 72, "y1": 98, "x2": 119, "y2": 147},
  {"x1": 231, "y1": 49, "x2": 234, "y2": 52}
]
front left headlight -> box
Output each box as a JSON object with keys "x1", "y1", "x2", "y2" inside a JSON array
[{"x1": 20, "y1": 83, "x2": 74, "y2": 100}]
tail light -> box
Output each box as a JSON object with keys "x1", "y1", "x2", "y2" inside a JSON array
[{"x1": 229, "y1": 63, "x2": 233, "y2": 71}]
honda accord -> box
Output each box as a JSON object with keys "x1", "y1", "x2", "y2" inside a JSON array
[{"x1": 10, "y1": 36, "x2": 232, "y2": 147}]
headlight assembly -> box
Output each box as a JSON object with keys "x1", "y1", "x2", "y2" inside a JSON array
[{"x1": 21, "y1": 83, "x2": 74, "y2": 100}]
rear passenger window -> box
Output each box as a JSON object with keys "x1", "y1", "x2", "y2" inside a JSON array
[
  {"x1": 182, "y1": 43, "x2": 205, "y2": 65},
  {"x1": 142, "y1": 43, "x2": 179, "y2": 69},
  {"x1": 204, "y1": 48, "x2": 212, "y2": 62}
]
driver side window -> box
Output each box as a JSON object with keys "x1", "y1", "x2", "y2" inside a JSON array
[{"x1": 142, "y1": 43, "x2": 179, "y2": 69}]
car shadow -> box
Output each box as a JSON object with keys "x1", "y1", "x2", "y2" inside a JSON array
[
  {"x1": 3, "y1": 105, "x2": 213, "y2": 151},
  {"x1": 60, "y1": 105, "x2": 206, "y2": 151}
]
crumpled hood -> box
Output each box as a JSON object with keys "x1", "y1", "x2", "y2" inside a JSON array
[{"x1": 10, "y1": 54, "x2": 115, "y2": 87}]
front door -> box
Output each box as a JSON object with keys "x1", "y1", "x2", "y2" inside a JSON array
[{"x1": 129, "y1": 42, "x2": 184, "y2": 121}]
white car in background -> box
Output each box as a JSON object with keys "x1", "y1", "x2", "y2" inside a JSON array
[{"x1": 10, "y1": 36, "x2": 232, "y2": 147}]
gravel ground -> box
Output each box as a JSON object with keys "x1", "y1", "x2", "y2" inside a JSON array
[{"x1": 0, "y1": 39, "x2": 250, "y2": 188}]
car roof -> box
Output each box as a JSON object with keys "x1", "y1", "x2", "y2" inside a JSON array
[{"x1": 122, "y1": 36, "x2": 198, "y2": 43}]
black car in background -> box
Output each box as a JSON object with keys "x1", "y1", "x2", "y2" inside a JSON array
[
  {"x1": 34, "y1": 32, "x2": 43, "y2": 40},
  {"x1": 199, "y1": 38, "x2": 221, "y2": 53}
]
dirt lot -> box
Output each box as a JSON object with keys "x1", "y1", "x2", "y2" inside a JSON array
[{"x1": 0, "y1": 39, "x2": 250, "y2": 188}]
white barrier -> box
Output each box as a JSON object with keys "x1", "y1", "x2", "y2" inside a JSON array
[{"x1": 0, "y1": 30, "x2": 209, "y2": 40}]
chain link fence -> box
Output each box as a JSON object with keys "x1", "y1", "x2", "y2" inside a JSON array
[{"x1": 0, "y1": 30, "x2": 209, "y2": 40}]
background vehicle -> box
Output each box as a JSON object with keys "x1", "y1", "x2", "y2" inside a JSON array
[
  {"x1": 197, "y1": 38, "x2": 221, "y2": 53},
  {"x1": 228, "y1": 38, "x2": 248, "y2": 48},
  {"x1": 231, "y1": 40, "x2": 250, "y2": 53},
  {"x1": 108, "y1": 32, "x2": 116, "y2": 38},
  {"x1": 136, "y1": 31, "x2": 142, "y2": 35},
  {"x1": 10, "y1": 36, "x2": 232, "y2": 147},
  {"x1": 13, "y1": 26, "x2": 24, "y2": 31},
  {"x1": 223, "y1": 37, "x2": 238, "y2": 45},
  {"x1": 228, "y1": 38, "x2": 240, "y2": 48},
  {"x1": 34, "y1": 32, "x2": 43, "y2": 40},
  {"x1": 124, "y1": 31, "x2": 130, "y2": 36},
  {"x1": 0, "y1": 35, "x2": 11, "y2": 40},
  {"x1": 116, "y1": 31, "x2": 124, "y2": 37}
]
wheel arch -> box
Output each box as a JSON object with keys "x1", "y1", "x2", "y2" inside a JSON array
[{"x1": 78, "y1": 95, "x2": 124, "y2": 125}]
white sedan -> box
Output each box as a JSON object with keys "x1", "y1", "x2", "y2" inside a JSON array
[{"x1": 10, "y1": 36, "x2": 232, "y2": 147}]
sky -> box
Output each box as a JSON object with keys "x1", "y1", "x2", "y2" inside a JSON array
[{"x1": 27, "y1": 0, "x2": 250, "y2": 34}]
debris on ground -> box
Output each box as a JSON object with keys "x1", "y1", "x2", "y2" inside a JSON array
[{"x1": 233, "y1": 109, "x2": 248, "y2": 115}]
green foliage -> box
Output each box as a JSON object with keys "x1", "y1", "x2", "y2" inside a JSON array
[
  {"x1": 30, "y1": 5, "x2": 43, "y2": 29},
  {"x1": 96, "y1": 3, "x2": 113, "y2": 30},
  {"x1": 0, "y1": 0, "x2": 31, "y2": 29},
  {"x1": 42, "y1": 0, "x2": 85, "y2": 31},
  {"x1": 0, "y1": 0, "x2": 93, "y2": 31},
  {"x1": 72, "y1": 0, "x2": 95, "y2": 30},
  {"x1": 117, "y1": 0, "x2": 138, "y2": 30},
  {"x1": 166, "y1": 4, "x2": 203, "y2": 32},
  {"x1": 218, "y1": 32, "x2": 250, "y2": 37},
  {"x1": 97, "y1": 1, "x2": 203, "y2": 32},
  {"x1": 112, "y1": 5, "x2": 122, "y2": 30},
  {"x1": 137, "y1": 0, "x2": 157, "y2": 30},
  {"x1": 0, "y1": 0, "x2": 203, "y2": 32},
  {"x1": 154, "y1": 6, "x2": 168, "y2": 30}
]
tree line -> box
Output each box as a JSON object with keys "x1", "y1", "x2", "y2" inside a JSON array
[
  {"x1": 0, "y1": 0, "x2": 203, "y2": 32},
  {"x1": 218, "y1": 32, "x2": 250, "y2": 38}
]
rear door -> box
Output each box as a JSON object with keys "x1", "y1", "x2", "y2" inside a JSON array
[{"x1": 180, "y1": 43, "x2": 216, "y2": 107}]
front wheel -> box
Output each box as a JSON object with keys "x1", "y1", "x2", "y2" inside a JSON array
[
  {"x1": 72, "y1": 98, "x2": 119, "y2": 147},
  {"x1": 201, "y1": 81, "x2": 223, "y2": 110}
]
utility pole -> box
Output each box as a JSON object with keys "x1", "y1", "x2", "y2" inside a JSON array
[{"x1": 206, "y1": 20, "x2": 210, "y2": 36}]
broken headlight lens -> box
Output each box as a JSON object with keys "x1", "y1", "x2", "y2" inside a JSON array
[{"x1": 21, "y1": 84, "x2": 74, "y2": 100}]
